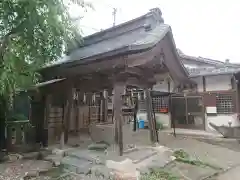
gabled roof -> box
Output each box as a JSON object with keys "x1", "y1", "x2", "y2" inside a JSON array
[
  {"x1": 45, "y1": 8, "x2": 186, "y2": 78},
  {"x1": 42, "y1": 8, "x2": 192, "y2": 87},
  {"x1": 46, "y1": 8, "x2": 167, "y2": 67}
]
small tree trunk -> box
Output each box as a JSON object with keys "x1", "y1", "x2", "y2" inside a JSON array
[{"x1": 0, "y1": 96, "x2": 7, "y2": 150}]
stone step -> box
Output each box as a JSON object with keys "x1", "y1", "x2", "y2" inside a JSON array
[
  {"x1": 136, "y1": 152, "x2": 175, "y2": 174},
  {"x1": 61, "y1": 156, "x2": 93, "y2": 174},
  {"x1": 123, "y1": 148, "x2": 158, "y2": 164},
  {"x1": 65, "y1": 149, "x2": 107, "y2": 164}
]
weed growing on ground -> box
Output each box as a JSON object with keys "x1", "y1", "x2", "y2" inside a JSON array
[
  {"x1": 173, "y1": 149, "x2": 221, "y2": 170},
  {"x1": 141, "y1": 168, "x2": 179, "y2": 180}
]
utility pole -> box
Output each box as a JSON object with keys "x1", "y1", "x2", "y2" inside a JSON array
[{"x1": 112, "y1": 8, "x2": 117, "y2": 27}]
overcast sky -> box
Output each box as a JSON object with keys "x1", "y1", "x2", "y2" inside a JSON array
[{"x1": 70, "y1": 0, "x2": 240, "y2": 62}]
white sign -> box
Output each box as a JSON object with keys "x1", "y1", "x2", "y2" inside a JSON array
[{"x1": 206, "y1": 106, "x2": 217, "y2": 114}]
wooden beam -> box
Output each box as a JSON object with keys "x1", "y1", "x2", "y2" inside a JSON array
[
  {"x1": 113, "y1": 81, "x2": 125, "y2": 156},
  {"x1": 126, "y1": 77, "x2": 155, "y2": 89},
  {"x1": 120, "y1": 67, "x2": 145, "y2": 77},
  {"x1": 74, "y1": 75, "x2": 113, "y2": 92}
]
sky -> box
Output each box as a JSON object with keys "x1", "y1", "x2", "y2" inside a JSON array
[{"x1": 69, "y1": 0, "x2": 240, "y2": 63}]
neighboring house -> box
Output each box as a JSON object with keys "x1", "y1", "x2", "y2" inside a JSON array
[
  {"x1": 182, "y1": 53, "x2": 240, "y2": 131},
  {"x1": 148, "y1": 50, "x2": 240, "y2": 132}
]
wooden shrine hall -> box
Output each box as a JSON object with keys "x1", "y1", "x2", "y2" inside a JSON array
[{"x1": 33, "y1": 8, "x2": 193, "y2": 155}]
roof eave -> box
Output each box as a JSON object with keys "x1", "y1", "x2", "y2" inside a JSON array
[{"x1": 167, "y1": 29, "x2": 190, "y2": 78}]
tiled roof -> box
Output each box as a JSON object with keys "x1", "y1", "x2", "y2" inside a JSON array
[
  {"x1": 188, "y1": 67, "x2": 240, "y2": 77},
  {"x1": 178, "y1": 49, "x2": 240, "y2": 68},
  {"x1": 42, "y1": 8, "x2": 191, "y2": 85},
  {"x1": 177, "y1": 50, "x2": 240, "y2": 76},
  {"x1": 180, "y1": 54, "x2": 225, "y2": 66},
  {"x1": 47, "y1": 8, "x2": 170, "y2": 67}
]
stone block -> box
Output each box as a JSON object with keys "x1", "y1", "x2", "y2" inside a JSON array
[
  {"x1": 61, "y1": 156, "x2": 93, "y2": 174},
  {"x1": 89, "y1": 124, "x2": 115, "y2": 144}
]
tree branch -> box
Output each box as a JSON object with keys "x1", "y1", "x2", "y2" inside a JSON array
[
  {"x1": 0, "y1": 21, "x2": 26, "y2": 62},
  {"x1": 0, "y1": 31, "x2": 13, "y2": 61}
]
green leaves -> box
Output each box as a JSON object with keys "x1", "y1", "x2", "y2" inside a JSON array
[{"x1": 0, "y1": 0, "x2": 87, "y2": 99}]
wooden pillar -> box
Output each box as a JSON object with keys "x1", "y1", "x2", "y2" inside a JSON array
[
  {"x1": 44, "y1": 95, "x2": 51, "y2": 129},
  {"x1": 44, "y1": 94, "x2": 52, "y2": 147},
  {"x1": 113, "y1": 82, "x2": 125, "y2": 156},
  {"x1": 144, "y1": 88, "x2": 157, "y2": 144},
  {"x1": 133, "y1": 97, "x2": 138, "y2": 132},
  {"x1": 63, "y1": 87, "x2": 74, "y2": 145},
  {"x1": 233, "y1": 75, "x2": 239, "y2": 114},
  {"x1": 75, "y1": 91, "x2": 80, "y2": 134},
  {"x1": 203, "y1": 76, "x2": 206, "y2": 92},
  {"x1": 103, "y1": 89, "x2": 108, "y2": 122}
]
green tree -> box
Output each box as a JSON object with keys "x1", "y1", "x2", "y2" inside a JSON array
[{"x1": 0, "y1": 0, "x2": 90, "y2": 149}]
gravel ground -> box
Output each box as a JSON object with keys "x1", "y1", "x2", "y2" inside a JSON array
[
  {"x1": 0, "y1": 159, "x2": 52, "y2": 180},
  {"x1": 1, "y1": 129, "x2": 240, "y2": 180}
]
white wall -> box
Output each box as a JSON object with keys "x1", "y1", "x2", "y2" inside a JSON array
[
  {"x1": 152, "y1": 80, "x2": 170, "y2": 92},
  {"x1": 191, "y1": 77, "x2": 203, "y2": 92},
  {"x1": 191, "y1": 74, "x2": 232, "y2": 92},
  {"x1": 152, "y1": 73, "x2": 174, "y2": 92},
  {"x1": 153, "y1": 73, "x2": 232, "y2": 93},
  {"x1": 206, "y1": 114, "x2": 240, "y2": 132},
  {"x1": 205, "y1": 75, "x2": 232, "y2": 91},
  {"x1": 137, "y1": 112, "x2": 171, "y2": 128}
]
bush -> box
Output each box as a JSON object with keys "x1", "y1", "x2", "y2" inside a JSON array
[
  {"x1": 8, "y1": 114, "x2": 28, "y2": 121},
  {"x1": 155, "y1": 120, "x2": 164, "y2": 130}
]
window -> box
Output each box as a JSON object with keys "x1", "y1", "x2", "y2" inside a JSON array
[
  {"x1": 216, "y1": 94, "x2": 234, "y2": 114},
  {"x1": 137, "y1": 96, "x2": 169, "y2": 113},
  {"x1": 152, "y1": 96, "x2": 169, "y2": 112}
]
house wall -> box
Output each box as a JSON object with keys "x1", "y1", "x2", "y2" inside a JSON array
[
  {"x1": 191, "y1": 74, "x2": 237, "y2": 131},
  {"x1": 152, "y1": 73, "x2": 174, "y2": 92},
  {"x1": 152, "y1": 79, "x2": 174, "y2": 92},
  {"x1": 151, "y1": 72, "x2": 238, "y2": 131},
  {"x1": 152, "y1": 73, "x2": 237, "y2": 131},
  {"x1": 191, "y1": 77, "x2": 203, "y2": 92},
  {"x1": 205, "y1": 75, "x2": 232, "y2": 92},
  {"x1": 191, "y1": 74, "x2": 232, "y2": 92},
  {"x1": 152, "y1": 74, "x2": 232, "y2": 94}
]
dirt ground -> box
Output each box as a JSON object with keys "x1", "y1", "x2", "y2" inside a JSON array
[
  {"x1": 127, "y1": 129, "x2": 240, "y2": 179},
  {"x1": 1, "y1": 129, "x2": 240, "y2": 179}
]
